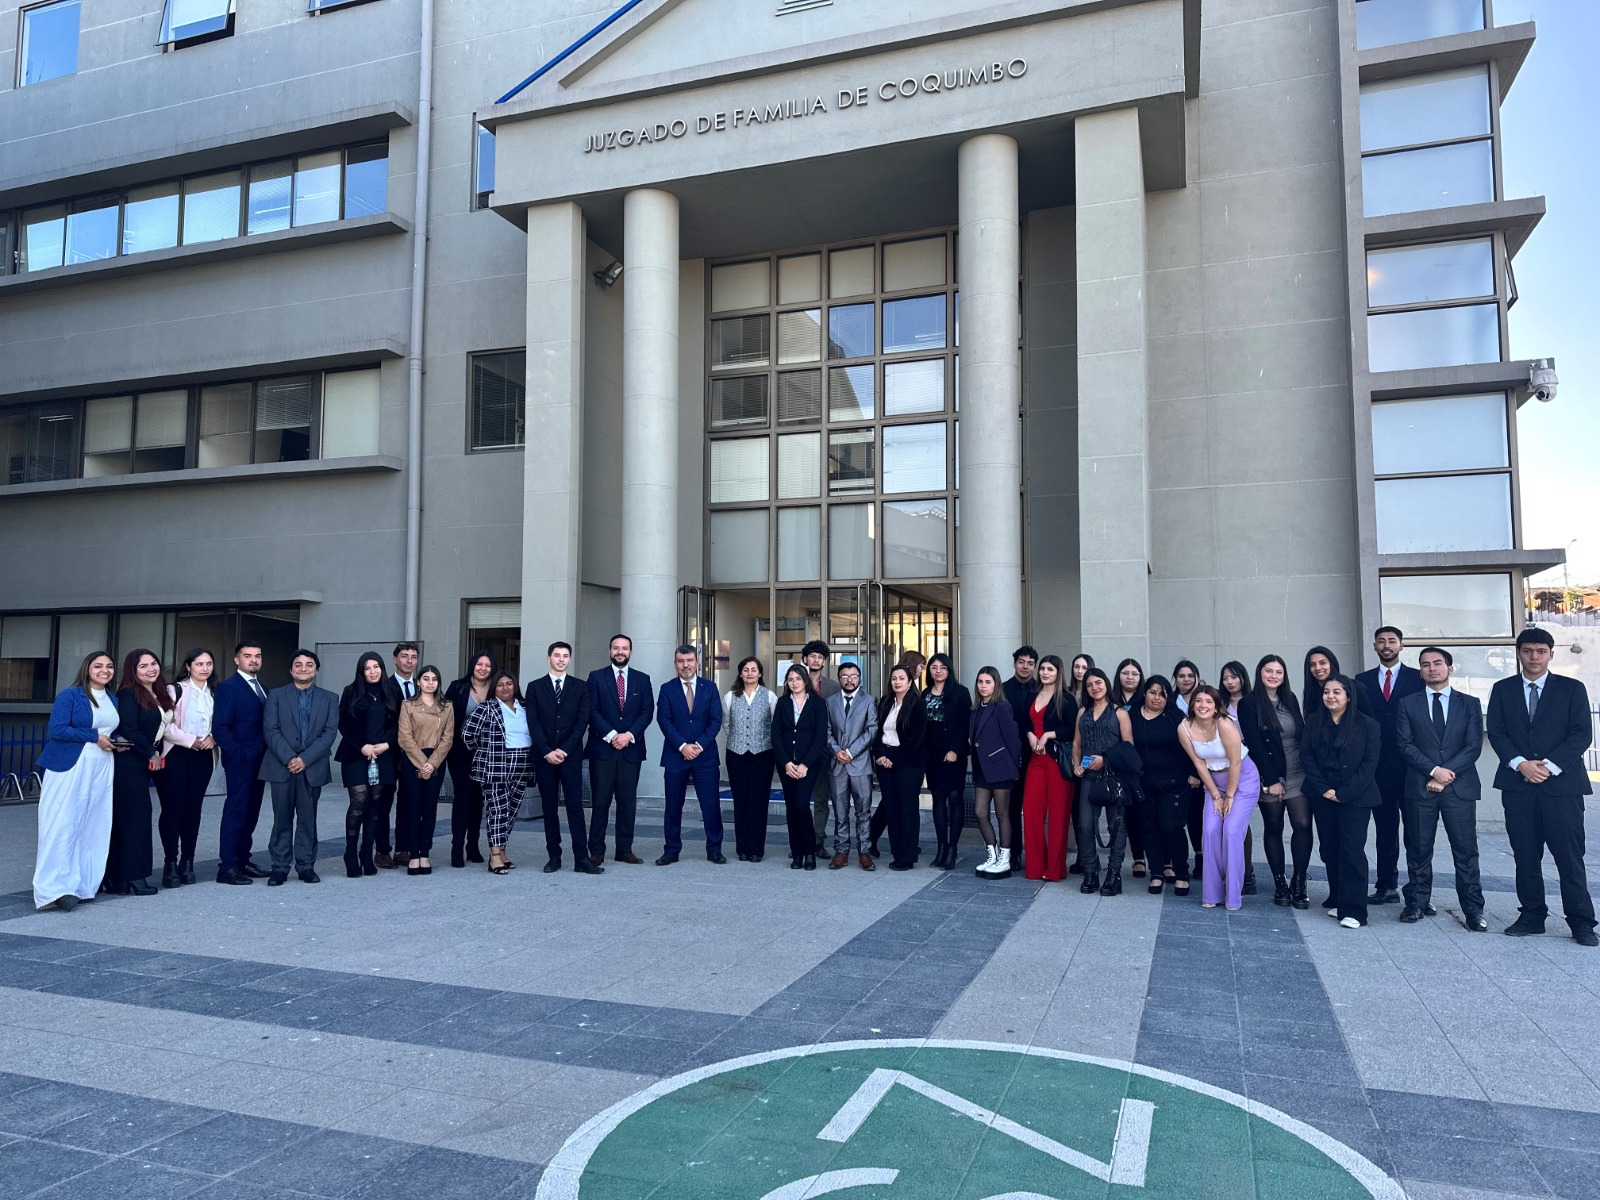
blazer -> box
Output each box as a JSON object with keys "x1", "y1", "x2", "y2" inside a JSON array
[
  {"x1": 161, "y1": 680, "x2": 216, "y2": 759},
  {"x1": 774, "y1": 693, "x2": 829, "y2": 772},
  {"x1": 1302, "y1": 710, "x2": 1383, "y2": 808},
  {"x1": 587, "y1": 666, "x2": 654, "y2": 762},
  {"x1": 524, "y1": 675, "x2": 590, "y2": 761},
  {"x1": 213, "y1": 673, "x2": 266, "y2": 762},
  {"x1": 826, "y1": 688, "x2": 879, "y2": 780},
  {"x1": 1486, "y1": 671, "x2": 1593, "y2": 798},
  {"x1": 114, "y1": 689, "x2": 166, "y2": 762},
  {"x1": 398, "y1": 699, "x2": 456, "y2": 771},
  {"x1": 1355, "y1": 664, "x2": 1425, "y2": 778},
  {"x1": 1003, "y1": 676, "x2": 1040, "y2": 749},
  {"x1": 37, "y1": 687, "x2": 120, "y2": 773},
  {"x1": 1236, "y1": 694, "x2": 1299, "y2": 789},
  {"x1": 1395, "y1": 687, "x2": 1484, "y2": 802},
  {"x1": 443, "y1": 677, "x2": 486, "y2": 757},
  {"x1": 461, "y1": 698, "x2": 529, "y2": 785},
  {"x1": 922, "y1": 682, "x2": 972, "y2": 761},
  {"x1": 1020, "y1": 691, "x2": 1079, "y2": 747},
  {"x1": 259, "y1": 685, "x2": 341, "y2": 786},
  {"x1": 657, "y1": 677, "x2": 723, "y2": 770},
  {"x1": 968, "y1": 701, "x2": 1021, "y2": 786},
  {"x1": 872, "y1": 692, "x2": 927, "y2": 773},
  {"x1": 334, "y1": 687, "x2": 401, "y2": 766}
]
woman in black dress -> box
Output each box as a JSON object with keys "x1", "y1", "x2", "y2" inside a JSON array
[
  {"x1": 335, "y1": 652, "x2": 400, "y2": 878},
  {"x1": 774, "y1": 665, "x2": 828, "y2": 870},
  {"x1": 107, "y1": 649, "x2": 172, "y2": 896},
  {"x1": 970, "y1": 666, "x2": 1021, "y2": 879},
  {"x1": 1130, "y1": 676, "x2": 1193, "y2": 896},
  {"x1": 922, "y1": 653, "x2": 971, "y2": 870}
]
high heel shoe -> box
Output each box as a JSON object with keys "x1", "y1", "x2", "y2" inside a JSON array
[
  {"x1": 121, "y1": 879, "x2": 158, "y2": 896},
  {"x1": 451, "y1": 846, "x2": 466, "y2": 868},
  {"x1": 1100, "y1": 872, "x2": 1122, "y2": 897},
  {"x1": 344, "y1": 839, "x2": 362, "y2": 879}
]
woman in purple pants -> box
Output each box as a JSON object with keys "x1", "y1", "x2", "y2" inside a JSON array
[{"x1": 1178, "y1": 685, "x2": 1260, "y2": 910}]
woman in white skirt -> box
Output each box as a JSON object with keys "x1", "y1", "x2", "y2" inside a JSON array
[{"x1": 33, "y1": 651, "x2": 121, "y2": 911}]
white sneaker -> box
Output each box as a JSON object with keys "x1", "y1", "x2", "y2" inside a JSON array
[
  {"x1": 1339, "y1": 916, "x2": 1362, "y2": 929},
  {"x1": 974, "y1": 845, "x2": 998, "y2": 876}
]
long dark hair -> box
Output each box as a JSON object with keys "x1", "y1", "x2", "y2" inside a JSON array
[
  {"x1": 459, "y1": 652, "x2": 496, "y2": 690},
  {"x1": 877, "y1": 664, "x2": 922, "y2": 726},
  {"x1": 1069, "y1": 653, "x2": 1094, "y2": 704},
  {"x1": 924, "y1": 652, "x2": 955, "y2": 692},
  {"x1": 1141, "y1": 675, "x2": 1175, "y2": 717},
  {"x1": 1218, "y1": 660, "x2": 1250, "y2": 703},
  {"x1": 1080, "y1": 667, "x2": 1114, "y2": 718},
  {"x1": 343, "y1": 651, "x2": 394, "y2": 716},
  {"x1": 1111, "y1": 658, "x2": 1144, "y2": 708},
  {"x1": 119, "y1": 649, "x2": 174, "y2": 712},
  {"x1": 410, "y1": 665, "x2": 443, "y2": 704},
  {"x1": 175, "y1": 647, "x2": 216, "y2": 694},
  {"x1": 973, "y1": 666, "x2": 1004, "y2": 707},
  {"x1": 1302, "y1": 646, "x2": 1342, "y2": 720},
  {"x1": 1248, "y1": 654, "x2": 1302, "y2": 739},
  {"x1": 71, "y1": 651, "x2": 115, "y2": 704},
  {"x1": 1309, "y1": 674, "x2": 1360, "y2": 730},
  {"x1": 1037, "y1": 655, "x2": 1072, "y2": 722}
]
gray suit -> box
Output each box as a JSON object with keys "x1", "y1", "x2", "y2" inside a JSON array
[
  {"x1": 259, "y1": 683, "x2": 340, "y2": 874},
  {"x1": 1395, "y1": 686, "x2": 1485, "y2": 916},
  {"x1": 826, "y1": 688, "x2": 878, "y2": 854}
]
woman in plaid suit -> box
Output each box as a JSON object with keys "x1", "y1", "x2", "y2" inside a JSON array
[{"x1": 461, "y1": 670, "x2": 530, "y2": 874}]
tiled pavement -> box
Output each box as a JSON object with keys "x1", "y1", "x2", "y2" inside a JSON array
[{"x1": 1, "y1": 799, "x2": 1598, "y2": 1198}]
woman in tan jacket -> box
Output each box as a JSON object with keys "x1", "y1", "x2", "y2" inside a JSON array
[{"x1": 397, "y1": 665, "x2": 455, "y2": 875}]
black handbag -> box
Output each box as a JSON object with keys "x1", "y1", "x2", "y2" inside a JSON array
[
  {"x1": 1083, "y1": 768, "x2": 1129, "y2": 808},
  {"x1": 1045, "y1": 738, "x2": 1074, "y2": 781}
]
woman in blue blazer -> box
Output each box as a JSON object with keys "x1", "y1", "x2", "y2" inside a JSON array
[
  {"x1": 33, "y1": 651, "x2": 120, "y2": 911},
  {"x1": 774, "y1": 665, "x2": 828, "y2": 870}
]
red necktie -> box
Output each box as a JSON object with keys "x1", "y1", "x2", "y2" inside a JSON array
[
  {"x1": 617, "y1": 671, "x2": 626, "y2": 708},
  {"x1": 1382, "y1": 669, "x2": 1392, "y2": 702}
]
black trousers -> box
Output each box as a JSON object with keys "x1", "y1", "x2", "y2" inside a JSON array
[
  {"x1": 1371, "y1": 767, "x2": 1407, "y2": 891},
  {"x1": 1403, "y1": 791, "x2": 1485, "y2": 915},
  {"x1": 1140, "y1": 780, "x2": 1191, "y2": 881},
  {"x1": 534, "y1": 756, "x2": 589, "y2": 864},
  {"x1": 873, "y1": 763, "x2": 922, "y2": 869},
  {"x1": 727, "y1": 750, "x2": 773, "y2": 858},
  {"x1": 588, "y1": 757, "x2": 641, "y2": 859},
  {"x1": 106, "y1": 756, "x2": 155, "y2": 888},
  {"x1": 1312, "y1": 799, "x2": 1371, "y2": 925},
  {"x1": 398, "y1": 757, "x2": 446, "y2": 856},
  {"x1": 780, "y1": 767, "x2": 815, "y2": 859},
  {"x1": 154, "y1": 744, "x2": 213, "y2": 863},
  {"x1": 445, "y1": 750, "x2": 483, "y2": 855},
  {"x1": 1502, "y1": 791, "x2": 1596, "y2": 931}
]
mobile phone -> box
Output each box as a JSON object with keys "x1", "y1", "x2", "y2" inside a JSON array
[{"x1": 1080, "y1": 756, "x2": 1094, "y2": 769}]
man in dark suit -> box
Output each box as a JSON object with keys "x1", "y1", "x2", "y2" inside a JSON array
[
  {"x1": 1001, "y1": 645, "x2": 1040, "y2": 870},
  {"x1": 526, "y1": 640, "x2": 600, "y2": 875},
  {"x1": 586, "y1": 634, "x2": 653, "y2": 865},
  {"x1": 259, "y1": 649, "x2": 340, "y2": 886},
  {"x1": 802, "y1": 640, "x2": 843, "y2": 854},
  {"x1": 375, "y1": 640, "x2": 421, "y2": 868},
  {"x1": 656, "y1": 644, "x2": 724, "y2": 865},
  {"x1": 1355, "y1": 625, "x2": 1425, "y2": 903},
  {"x1": 1394, "y1": 646, "x2": 1486, "y2": 928},
  {"x1": 1486, "y1": 627, "x2": 1596, "y2": 945},
  {"x1": 213, "y1": 640, "x2": 270, "y2": 884}
]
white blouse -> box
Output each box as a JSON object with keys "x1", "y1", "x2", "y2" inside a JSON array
[{"x1": 882, "y1": 702, "x2": 901, "y2": 747}]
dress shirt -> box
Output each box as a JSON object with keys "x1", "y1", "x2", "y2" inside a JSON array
[
  {"x1": 294, "y1": 684, "x2": 314, "y2": 743},
  {"x1": 393, "y1": 673, "x2": 416, "y2": 701},
  {"x1": 501, "y1": 701, "x2": 532, "y2": 749},
  {"x1": 1424, "y1": 684, "x2": 1453, "y2": 725},
  {"x1": 882, "y1": 702, "x2": 901, "y2": 747},
  {"x1": 604, "y1": 667, "x2": 629, "y2": 742},
  {"x1": 238, "y1": 671, "x2": 267, "y2": 702},
  {"x1": 549, "y1": 672, "x2": 568, "y2": 699},
  {"x1": 1507, "y1": 672, "x2": 1563, "y2": 775}
]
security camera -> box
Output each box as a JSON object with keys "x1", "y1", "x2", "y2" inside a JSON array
[{"x1": 1529, "y1": 359, "x2": 1558, "y2": 403}]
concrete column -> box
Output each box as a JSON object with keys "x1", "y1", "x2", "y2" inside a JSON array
[
  {"x1": 522, "y1": 202, "x2": 585, "y2": 643},
  {"x1": 1074, "y1": 108, "x2": 1151, "y2": 667},
  {"x1": 957, "y1": 134, "x2": 1024, "y2": 678},
  {"x1": 620, "y1": 189, "x2": 681, "y2": 685}
]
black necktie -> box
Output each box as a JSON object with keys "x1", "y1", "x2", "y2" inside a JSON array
[
  {"x1": 844, "y1": 693, "x2": 853, "y2": 715},
  {"x1": 403, "y1": 680, "x2": 413, "y2": 700},
  {"x1": 554, "y1": 678, "x2": 563, "y2": 703},
  {"x1": 1431, "y1": 691, "x2": 1445, "y2": 739}
]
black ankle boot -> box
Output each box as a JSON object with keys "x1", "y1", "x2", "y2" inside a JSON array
[
  {"x1": 162, "y1": 861, "x2": 181, "y2": 889},
  {"x1": 1272, "y1": 874, "x2": 1292, "y2": 907},
  {"x1": 933, "y1": 843, "x2": 948, "y2": 870},
  {"x1": 178, "y1": 858, "x2": 196, "y2": 885},
  {"x1": 466, "y1": 841, "x2": 485, "y2": 864},
  {"x1": 1080, "y1": 870, "x2": 1100, "y2": 894},
  {"x1": 1291, "y1": 871, "x2": 1310, "y2": 910},
  {"x1": 451, "y1": 843, "x2": 466, "y2": 869},
  {"x1": 1242, "y1": 865, "x2": 1258, "y2": 895},
  {"x1": 344, "y1": 839, "x2": 362, "y2": 879},
  {"x1": 1100, "y1": 872, "x2": 1122, "y2": 897}
]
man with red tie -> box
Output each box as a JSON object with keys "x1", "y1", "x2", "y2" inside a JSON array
[
  {"x1": 585, "y1": 635, "x2": 653, "y2": 866},
  {"x1": 1355, "y1": 626, "x2": 1424, "y2": 905}
]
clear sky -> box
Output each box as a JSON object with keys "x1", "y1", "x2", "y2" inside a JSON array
[{"x1": 1494, "y1": 0, "x2": 1600, "y2": 585}]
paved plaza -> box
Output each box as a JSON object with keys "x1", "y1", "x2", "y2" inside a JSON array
[{"x1": 0, "y1": 797, "x2": 1597, "y2": 1200}]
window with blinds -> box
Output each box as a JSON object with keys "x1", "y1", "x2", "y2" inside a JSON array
[
  {"x1": 255, "y1": 377, "x2": 315, "y2": 463},
  {"x1": 469, "y1": 350, "x2": 526, "y2": 451},
  {"x1": 321, "y1": 369, "x2": 380, "y2": 458}
]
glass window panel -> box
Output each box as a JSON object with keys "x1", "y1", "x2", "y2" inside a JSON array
[
  {"x1": 883, "y1": 295, "x2": 947, "y2": 354},
  {"x1": 123, "y1": 183, "x2": 180, "y2": 254},
  {"x1": 777, "y1": 507, "x2": 821, "y2": 582},
  {"x1": 777, "y1": 432, "x2": 820, "y2": 499},
  {"x1": 1375, "y1": 473, "x2": 1512, "y2": 553},
  {"x1": 709, "y1": 510, "x2": 768, "y2": 585},
  {"x1": 254, "y1": 376, "x2": 314, "y2": 463},
  {"x1": 1371, "y1": 393, "x2": 1508, "y2": 475},
  {"x1": 20, "y1": 0, "x2": 79, "y2": 86},
  {"x1": 710, "y1": 437, "x2": 769, "y2": 503},
  {"x1": 83, "y1": 396, "x2": 133, "y2": 476},
  {"x1": 778, "y1": 253, "x2": 821, "y2": 304},
  {"x1": 829, "y1": 504, "x2": 875, "y2": 579},
  {"x1": 710, "y1": 375, "x2": 768, "y2": 428},
  {"x1": 1356, "y1": 0, "x2": 1484, "y2": 51},
  {"x1": 343, "y1": 142, "x2": 388, "y2": 218},
  {"x1": 198, "y1": 382, "x2": 253, "y2": 468},
  {"x1": 828, "y1": 429, "x2": 875, "y2": 494},
  {"x1": 711, "y1": 260, "x2": 770, "y2": 313},
  {"x1": 1368, "y1": 304, "x2": 1499, "y2": 372},
  {"x1": 827, "y1": 304, "x2": 873, "y2": 360},
  {"x1": 22, "y1": 402, "x2": 77, "y2": 482},
  {"x1": 882, "y1": 422, "x2": 947, "y2": 493},
  {"x1": 882, "y1": 499, "x2": 948, "y2": 579},
  {"x1": 293, "y1": 151, "x2": 342, "y2": 226},
  {"x1": 64, "y1": 199, "x2": 118, "y2": 265},
  {"x1": 883, "y1": 236, "x2": 945, "y2": 292},
  {"x1": 470, "y1": 350, "x2": 525, "y2": 450},
  {"x1": 56, "y1": 613, "x2": 108, "y2": 694},
  {"x1": 0, "y1": 614, "x2": 52, "y2": 659},
  {"x1": 777, "y1": 371, "x2": 821, "y2": 425},
  {"x1": 133, "y1": 391, "x2": 189, "y2": 475},
  {"x1": 829, "y1": 365, "x2": 875, "y2": 422},
  {"x1": 22, "y1": 206, "x2": 66, "y2": 272},
  {"x1": 777, "y1": 310, "x2": 822, "y2": 364},
  {"x1": 0, "y1": 409, "x2": 26, "y2": 485},
  {"x1": 829, "y1": 246, "x2": 874, "y2": 298},
  {"x1": 1380, "y1": 573, "x2": 1512, "y2": 641},
  {"x1": 884, "y1": 358, "x2": 945, "y2": 416},
  {"x1": 1359, "y1": 68, "x2": 1490, "y2": 153},
  {"x1": 474, "y1": 124, "x2": 496, "y2": 196},
  {"x1": 162, "y1": 0, "x2": 233, "y2": 43},
  {"x1": 321, "y1": 368, "x2": 381, "y2": 458},
  {"x1": 247, "y1": 161, "x2": 293, "y2": 235},
  {"x1": 1400, "y1": 642, "x2": 1515, "y2": 701},
  {"x1": 1367, "y1": 239, "x2": 1494, "y2": 308},
  {"x1": 115, "y1": 612, "x2": 167, "y2": 666},
  {"x1": 1362, "y1": 141, "x2": 1495, "y2": 218},
  {"x1": 712, "y1": 314, "x2": 770, "y2": 369},
  {"x1": 182, "y1": 172, "x2": 242, "y2": 244}
]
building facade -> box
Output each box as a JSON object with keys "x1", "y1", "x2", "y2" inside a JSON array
[{"x1": 0, "y1": 0, "x2": 1562, "y2": 765}]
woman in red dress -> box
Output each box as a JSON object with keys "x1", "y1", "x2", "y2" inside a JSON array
[{"x1": 1021, "y1": 655, "x2": 1078, "y2": 881}]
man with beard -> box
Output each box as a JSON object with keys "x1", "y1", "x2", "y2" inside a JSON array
[{"x1": 585, "y1": 634, "x2": 654, "y2": 865}]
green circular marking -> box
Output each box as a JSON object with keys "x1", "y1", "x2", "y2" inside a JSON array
[{"x1": 535, "y1": 1040, "x2": 1406, "y2": 1199}]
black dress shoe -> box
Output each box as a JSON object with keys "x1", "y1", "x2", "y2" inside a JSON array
[
  {"x1": 1398, "y1": 906, "x2": 1424, "y2": 923},
  {"x1": 299, "y1": 871, "x2": 320, "y2": 884},
  {"x1": 215, "y1": 869, "x2": 253, "y2": 886},
  {"x1": 1464, "y1": 912, "x2": 1488, "y2": 932},
  {"x1": 267, "y1": 874, "x2": 288, "y2": 887},
  {"x1": 803, "y1": 855, "x2": 816, "y2": 870},
  {"x1": 708, "y1": 852, "x2": 727, "y2": 865},
  {"x1": 790, "y1": 856, "x2": 803, "y2": 870},
  {"x1": 451, "y1": 848, "x2": 466, "y2": 868},
  {"x1": 1368, "y1": 887, "x2": 1400, "y2": 905},
  {"x1": 543, "y1": 859, "x2": 562, "y2": 874},
  {"x1": 1423, "y1": 904, "x2": 1437, "y2": 917},
  {"x1": 240, "y1": 862, "x2": 270, "y2": 879},
  {"x1": 889, "y1": 862, "x2": 914, "y2": 871},
  {"x1": 655, "y1": 853, "x2": 679, "y2": 866},
  {"x1": 1504, "y1": 916, "x2": 1546, "y2": 937},
  {"x1": 178, "y1": 859, "x2": 196, "y2": 885},
  {"x1": 1574, "y1": 928, "x2": 1599, "y2": 948},
  {"x1": 575, "y1": 859, "x2": 605, "y2": 874}
]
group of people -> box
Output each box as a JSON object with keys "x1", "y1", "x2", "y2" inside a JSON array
[{"x1": 29, "y1": 625, "x2": 1596, "y2": 947}]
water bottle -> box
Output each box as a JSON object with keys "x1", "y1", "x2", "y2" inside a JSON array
[{"x1": 367, "y1": 757, "x2": 379, "y2": 787}]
